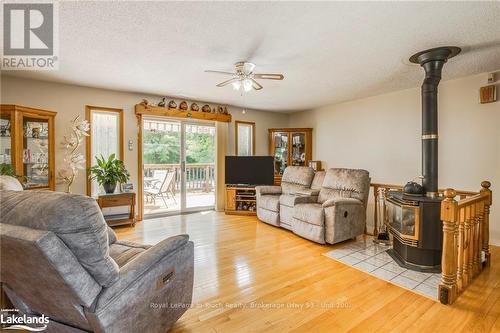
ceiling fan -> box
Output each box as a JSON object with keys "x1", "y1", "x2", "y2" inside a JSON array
[{"x1": 205, "y1": 62, "x2": 284, "y2": 92}]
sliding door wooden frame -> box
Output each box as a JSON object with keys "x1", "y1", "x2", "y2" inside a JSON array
[
  {"x1": 235, "y1": 120, "x2": 255, "y2": 156},
  {"x1": 136, "y1": 114, "x2": 144, "y2": 221},
  {"x1": 137, "y1": 116, "x2": 218, "y2": 220},
  {"x1": 85, "y1": 105, "x2": 124, "y2": 196}
]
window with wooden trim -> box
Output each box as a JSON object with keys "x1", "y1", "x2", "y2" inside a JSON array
[
  {"x1": 235, "y1": 121, "x2": 255, "y2": 156},
  {"x1": 86, "y1": 106, "x2": 124, "y2": 196}
]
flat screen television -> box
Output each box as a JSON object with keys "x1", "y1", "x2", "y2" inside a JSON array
[{"x1": 225, "y1": 156, "x2": 274, "y2": 186}]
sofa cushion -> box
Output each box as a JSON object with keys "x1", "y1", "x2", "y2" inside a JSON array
[
  {"x1": 311, "y1": 171, "x2": 326, "y2": 190},
  {"x1": 258, "y1": 194, "x2": 280, "y2": 212},
  {"x1": 279, "y1": 194, "x2": 297, "y2": 207},
  {"x1": 318, "y1": 168, "x2": 370, "y2": 205},
  {"x1": 281, "y1": 166, "x2": 315, "y2": 194},
  {"x1": 0, "y1": 190, "x2": 119, "y2": 286},
  {"x1": 293, "y1": 203, "x2": 324, "y2": 226},
  {"x1": 109, "y1": 241, "x2": 151, "y2": 267}
]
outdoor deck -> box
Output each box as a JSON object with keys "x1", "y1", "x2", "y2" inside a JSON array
[{"x1": 144, "y1": 191, "x2": 215, "y2": 215}]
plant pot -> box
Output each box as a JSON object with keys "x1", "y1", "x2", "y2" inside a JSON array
[{"x1": 103, "y1": 182, "x2": 117, "y2": 194}]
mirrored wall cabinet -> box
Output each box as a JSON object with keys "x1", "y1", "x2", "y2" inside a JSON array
[
  {"x1": 0, "y1": 105, "x2": 56, "y2": 190},
  {"x1": 268, "y1": 128, "x2": 312, "y2": 185}
]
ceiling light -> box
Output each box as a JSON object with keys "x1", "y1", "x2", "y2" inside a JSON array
[
  {"x1": 243, "y1": 79, "x2": 252, "y2": 92},
  {"x1": 232, "y1": 81, "x2": 241, "y2": 91}
]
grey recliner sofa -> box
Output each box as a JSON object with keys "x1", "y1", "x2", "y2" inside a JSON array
[
  {"x1": 256, "y1": 167, "x2": 370, "y2": 245},
  {"x1": 0, "y1": 190, "x2": 194, "y2": 333}
]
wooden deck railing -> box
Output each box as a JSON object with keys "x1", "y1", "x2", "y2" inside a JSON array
[
  {"x1": 144, "y1": 163, "x2": 215, "y2": 192},
  {"x1": 439, "y1": 181, "x2": 492, "y2": 304},
  {"x1": 369, "y1": 181, "x2": 492, "y2": 305}
]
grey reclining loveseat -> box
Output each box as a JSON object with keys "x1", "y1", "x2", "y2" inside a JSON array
[
  {"x1": 256, "y1": 167, "x2": 370, "y2": 245},
  {"x1": 0, "y1": 190, "x2": 194, "y2": 333}
]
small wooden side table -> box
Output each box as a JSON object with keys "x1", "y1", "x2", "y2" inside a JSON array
[{"x1": 96, "y1": 192, "x2": 136, "y2": 227}]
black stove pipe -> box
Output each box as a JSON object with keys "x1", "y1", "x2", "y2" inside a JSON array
[{"x1": 409, "y1": 47, "x2": 461, "y2": 197}]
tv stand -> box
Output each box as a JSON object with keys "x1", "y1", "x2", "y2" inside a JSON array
[{"x1": 225, "y1": 185, "x2": 257, "y2": 216}]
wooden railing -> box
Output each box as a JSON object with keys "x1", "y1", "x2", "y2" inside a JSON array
[
  {"x1": 439, "y1": 181, "x2": 492, "y2": 304},
  {"x1": 369, "y1": 181, "x2": 492, "y2": 305},
  {"x1": 370, "y1": 183, "x2": 478, "y2": 236},
  {"x1": 144, "y1": 163, "x2": 215, "y2": 192}
]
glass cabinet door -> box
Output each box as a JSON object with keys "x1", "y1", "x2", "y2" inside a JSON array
[
  {"x1": 0, "y1": 111, "x2": 13, "y2": 173},
  {"x1": 22, "y1": 115, "x2": 50, "y2": 189},
  {"x1": 291, "y1": 132, "x2": 306, "y2": 166},
  {"x1": 273, "y1": 132, "x2": 288, "y2": 175}
]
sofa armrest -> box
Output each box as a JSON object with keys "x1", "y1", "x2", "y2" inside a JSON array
[
  {"x1": 94, "y1": 234, "x2": 193, "y2": 311},
  {"x1": 291, "y1": 195, "x2": 318, "y2": 205},
  {"x1": 322, "y1": 197, "x2": 363, "y2": 208},
  {"x1": 295, "y1": 189, "x2": 320, "y2": 196},
  {"x1": 255, "y1": 185, "x2": 282, "y2": 196}
]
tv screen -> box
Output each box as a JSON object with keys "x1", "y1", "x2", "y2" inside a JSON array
[{"x1": 225, "y1": 156, "x2": 274, "y2": 185}]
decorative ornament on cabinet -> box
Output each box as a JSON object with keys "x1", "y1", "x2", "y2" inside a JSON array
[
  {"x1": 168, "y1": 100, "x2": 177, "y2": 109},
  {"x1": 202, "y1": 104, "x2": 211, "y2": 113},
  {"x1": 157, "y1": 97, "x2": 166, "y2": 107}
]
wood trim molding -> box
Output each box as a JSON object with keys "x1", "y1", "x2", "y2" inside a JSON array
[
  {"x1": 135, "y1": 104, "x2": 232, "y2": 123},
  {"x1": 85, "y1": 105, "x2": 125, "y2": 196},
  {"x1": 136, "y1": 114, "x2": 143, "y2": 221},
  {"x1": 268, "y1": 127, "x2": 312, "y2": 132},
  {"x1": 235, "y1": 120, "x2": 255, "y2": 156}
]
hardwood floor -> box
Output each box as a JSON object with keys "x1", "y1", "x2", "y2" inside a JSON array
[{"x1": 115, "y1": 211, "x2": 500, "y2": 333}]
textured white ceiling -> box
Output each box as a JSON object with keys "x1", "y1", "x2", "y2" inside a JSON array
[{"x1": 6, "y1": 1, "x2": 500, "y2": 111}]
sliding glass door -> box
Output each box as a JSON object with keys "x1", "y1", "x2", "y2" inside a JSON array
[
  {"x1": 184, "y1": 123, "x2": 216, "y2": 209},
  {"x1": 142, "y1": 117, "x2": 216, "y2": 217}
]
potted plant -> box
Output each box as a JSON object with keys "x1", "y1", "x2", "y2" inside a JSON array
[{"x1": 89, "y1": 154, "x2": 130, "y2": 194}]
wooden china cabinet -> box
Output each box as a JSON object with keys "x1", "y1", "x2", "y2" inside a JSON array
[
  {"x1": 268, "y1": 128, "x2": 312, "y2": 185},
  {"x1": 0, "y1": 105, "x2": 56, "y2": 190}
]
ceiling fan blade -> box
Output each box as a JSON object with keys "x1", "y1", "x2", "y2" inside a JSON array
[
  {"x1": 205, "y1": 70, "x2": 234, "y2": 75},
  {"x1": 216, "y1": 78, "x2": 239, "y2": 87},
  {"x1": 253, "y1": 73, "x2": 284, "y2": 80},
  {"x1": 251, "y1": 79, "x2": 263, "y2": 90}
]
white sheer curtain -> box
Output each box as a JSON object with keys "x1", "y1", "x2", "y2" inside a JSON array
[
  {"x1": 90, "y1": 111, "x2": 120, "y2": 196},
  {"x1": 237, "y1": 123, "x2": 253, "y2": 156}
]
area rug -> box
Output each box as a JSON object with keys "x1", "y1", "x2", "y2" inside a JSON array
[{"x1": 323, "y1": 237, "x2": 439, "y2": 300}]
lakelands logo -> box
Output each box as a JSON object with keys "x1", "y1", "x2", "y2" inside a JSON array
[
  {"x1": 2, "y1": 1, "x2": 59, "y2": 70},
  {"x1": 1, "y1": 309, "x2": 49, "y2": 331}
]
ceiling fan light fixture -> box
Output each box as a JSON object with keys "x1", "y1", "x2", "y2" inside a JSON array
[
  {"x1": 243, "y1": 79, "x2": 252, "y2": 92},
  {"x1": 232, "y1": 80, "x2": 241, "y2": 91}
]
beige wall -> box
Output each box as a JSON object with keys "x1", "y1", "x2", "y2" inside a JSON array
[
  {"x1": 2, "y1": 72, "x2": 498, "y2": 245},
  {"x1": 0, "y1": 75, "x2": 288, "y2": 212},
  {"x1": 228, "y1": 110, "x2": 289, "y2": 156},
  {"x1": 289, "y1": 72, "x2": 500, "y2": 245}
]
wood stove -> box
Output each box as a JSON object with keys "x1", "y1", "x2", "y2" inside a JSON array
[
  {"x1": 386, "y1": 191, "x2": 442, "y2": 272},
  {"x1": 386, "y1": 46, "x2": 461, "y2": 272}
]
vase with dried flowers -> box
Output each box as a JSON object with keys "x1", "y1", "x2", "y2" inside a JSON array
[{"x1": 58, "y1": 116, "x2": 90, "y2": 193}]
